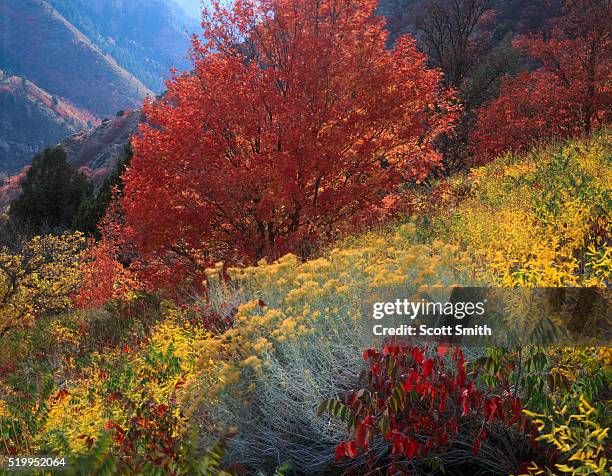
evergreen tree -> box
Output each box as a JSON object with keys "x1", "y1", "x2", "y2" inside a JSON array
[{"x1": 9, "y1": 146, "x2": 93, "y2": 233}]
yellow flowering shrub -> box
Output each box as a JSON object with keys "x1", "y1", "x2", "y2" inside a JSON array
[
  {"x1": 41, "y1": 303, "x2": 210, "y2": 454},
  {"x1": 192, "y1": 223, "x2": 471, "y2": 400}
]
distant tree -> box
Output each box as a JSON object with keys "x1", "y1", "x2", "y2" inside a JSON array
[
  {"x1": 9, "y1": 146, "x2": 93, "y2": 233},
  {"x1": 415, "y1": 0, "x2": 518, "y2": 173},
  {"x1": 460, "y1": 40, "x2": 523, "y2": 109},
  {"x1": 472, "y1": 0, "x2": 611, "y2": 162},
  {"x1": 417, "y1": 0, "x2": 495, "y2": 90}
]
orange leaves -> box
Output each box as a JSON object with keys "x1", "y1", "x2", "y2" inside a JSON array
[
  {"x1": 111, "y1": 0, "x2": 457, "y2": 292},
  {"x1": 75, "y1": 202, "x2": 142, "y2": 308},
  {"x1": 55, "y1": 388, "x2": 69, "y2": 402},
  {"x1": 74, "y1": 238, "x2": 139, "y2": 309}
]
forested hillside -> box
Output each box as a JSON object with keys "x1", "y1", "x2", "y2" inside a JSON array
[
  {"x1": 46, "y1": 0, "x2": 197, "y2": 92},
  {"x1": 0, "y1": 0, "x2": 195, "y2": 175},
  {"x1": 0, "y1": 0, "x2": 150, "y2": 118},
  {"x1": 0, "y1": 71, "x2": 95, "y2": 175}
]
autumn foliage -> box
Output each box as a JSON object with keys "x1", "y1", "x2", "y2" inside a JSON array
[
  {"x1": 75, "y1": 201, "x2": 141, "y2": 309},
  {"x1": 323, "y1": 343, "x2": 526, "y2": 474},
  {"x1": 472, "y1": 0, "x2": 611, "y2": 162},
  {"x1": 0, "y1": 232, "x2": 85, "y2": 337},
  {"x1": 110, "y1": 0, "x2": 457, "y2": 291}
]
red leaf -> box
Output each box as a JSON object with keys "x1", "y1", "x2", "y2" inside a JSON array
[
  {"x1": 335, "y1": 442, "x2": 346, "y2": 461},
  {"x1": 411, "y1": 347, "x2": 424, "y2": 365},
  {"x1": 56, "y1": 389, "x2": 69, "y2": 401},
  {"x1": 437, "y1": 343, "x2": 449, "y2": 356},
  {"x1": 355, "y1": 422, "x2": 367, "y2": 448},
  {"x1": 404, "y1": 437, "x2": 419, "y2": 458},
  {"x1": 346, "y1": 441, "x2": 358, "y2": 458},
  {"x1": 108, "y1": 391, "x2": 122, "y2": 402},
  {"x1": 423, "y1": 359, "x2": 434, "y2": 378}
]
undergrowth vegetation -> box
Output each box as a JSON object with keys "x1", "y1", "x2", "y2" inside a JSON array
[{"x1": 1, "y1": 131, "x2": 608, "y2": 474}]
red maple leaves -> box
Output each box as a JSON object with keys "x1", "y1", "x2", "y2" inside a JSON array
[
  {"x1": 472, "y1": 0, "x2": 611, "y2": 163},
  {"x1": 111, "y1": 0, "x2": 457, "y2": 291}
]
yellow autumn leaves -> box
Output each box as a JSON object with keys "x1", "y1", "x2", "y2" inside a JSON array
[
  {"x1": 431, "y1": 130, "x2": 611, "y2": 287},
  {"x1": 0, "y1": 232, "x2": 85, "y2": 336},
  {"x1": 523, "y1": 395, "x2": 608, "y2": 475}
]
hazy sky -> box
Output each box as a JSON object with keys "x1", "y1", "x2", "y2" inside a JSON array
[
  {"x1": 173, "y1": 0, "x2": 232, "y2": 19},
  {"x1": 173, "y1": 0, "x2": 206, "y2": 19}
]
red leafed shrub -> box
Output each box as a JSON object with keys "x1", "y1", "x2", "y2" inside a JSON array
[
  {"x1": 321, "y1": 343, "x2": 529, "y2": 475},
  {"x1": 103, "y1": 397, "x2": 180, "y2": 472},
  {"x1": 75, "y1": 202, "x2": 141, "y2": 309},
  {"x1": 112, "y1": 0, "x2": 458, "y2": 292},
  {"x1": 472, "y1": 0, "x2": 611, "y2": 163}
]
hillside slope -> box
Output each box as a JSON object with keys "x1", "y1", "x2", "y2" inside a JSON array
[
  {"x1": 0, "y1": 0, "x2": 152, "y2": 118},
  {"x1": 191, "y1": 130, "x2": 611, "y2": 470},
  {"x1": 0, "y1": 70, "x2": 96, "y2": 175},
  {"x1": 45, "y1": 0, "x2": 197, "y2": 92},
  {"x1": 3, "y1": 132, "x2": 605, "y2": 474},
  {"x1": 60, "y1": 109, "x2": 142, "y2": 172},
  {"x1": 173, "y1": 0, "x2": 205, "y2": 19},
  {"x1": 378, "y1": 0, "x2": 561, "y2": 43}
]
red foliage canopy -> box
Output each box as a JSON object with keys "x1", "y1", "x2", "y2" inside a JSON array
[
  {"x1": 115, "y1": 0, "x2": 456, "y2": 290},
  {"x1": 472, "y1": 0, "x2": 611, "y2": 163}
]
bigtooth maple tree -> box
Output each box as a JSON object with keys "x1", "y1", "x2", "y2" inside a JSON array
[
  {"x1": 472, "y1": 0, "x2": 611, "y2": 163},
  {"x1": 110, "y1": 0, "x2": 457, "y2": 291}
]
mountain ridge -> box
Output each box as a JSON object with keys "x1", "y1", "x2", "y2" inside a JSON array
[
  {"x1": 46, "y1": 0, "x2": 197, "y2": 92},
  {"x1": 0, "y1": 0, "x2": 195, "y2": 175},
  {"x1": 0, "y1": 70, "x2": 96, "y2": 175},
  {"x1": 0, "y1": 0, "x2": 152, "y2": 118}
]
